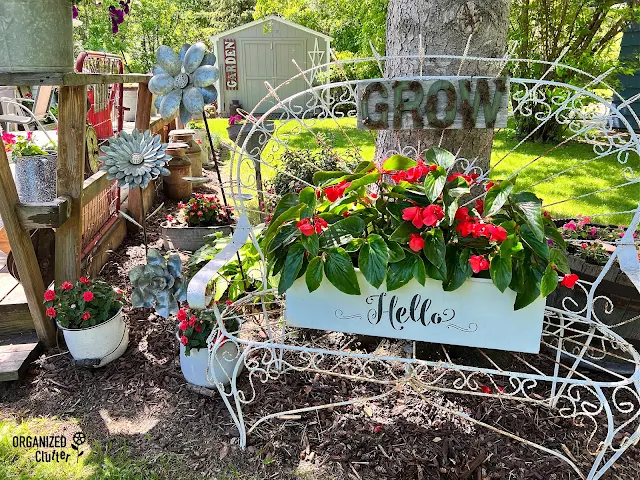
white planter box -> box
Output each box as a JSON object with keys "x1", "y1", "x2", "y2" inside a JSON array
[
  {"x1": 285, "y1": 271, "x2": 545, "y2": 354},
  {"x1": 58, "y1": 308, "x2": 129, "y2": 367}
]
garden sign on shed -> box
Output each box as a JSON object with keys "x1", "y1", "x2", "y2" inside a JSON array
[{"x1": 211, "y1": 16, "x2": 331, "y2": 116}]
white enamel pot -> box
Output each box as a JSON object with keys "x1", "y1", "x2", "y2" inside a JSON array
[
  {"x1": 179, "y1": 338, "x2": 242, "y2": 388},
  {"x1": 58, "y1": 308, "x2": 129, "y2": 368}
]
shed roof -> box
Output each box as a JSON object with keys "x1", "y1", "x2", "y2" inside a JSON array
[{"x1": 210, "y1": 15, "x2": 332, "y2": 42}]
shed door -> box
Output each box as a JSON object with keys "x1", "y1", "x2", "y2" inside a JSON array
[
  {"x1": 273, "y1": 40, "x2": 308, "y2": 112},
  {"x1": 239, "y1": 39, "x2": 308, "y2": 114},
  {"x1": 240, "y1": 41, "x2": 275, "y2": 113}
]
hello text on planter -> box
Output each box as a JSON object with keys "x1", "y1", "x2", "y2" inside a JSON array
[{"x1": 357, "y1": 77, "x2": 509, "y2": 130}]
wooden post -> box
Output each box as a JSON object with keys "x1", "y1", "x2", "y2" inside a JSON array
[
  {"x1": 55, "y1": 85, "x2": 87, "y2": 285},
  {"x1": 0, "y1": 141, "x2": 57, "y2": 346},
  {"x1": 128, "y1": 82, "x2": 153, "y2": 226}
]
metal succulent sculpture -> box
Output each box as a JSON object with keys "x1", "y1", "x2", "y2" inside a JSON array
[
  {"x1": 100, "y1": 129, "x2": 171, "y2": 189},
  {"x1": 129, "y1": 249, "x2": 187, "y2": 318},
  {"x1": 148, "y1": 42, "x2": 219, "y2": 125}
]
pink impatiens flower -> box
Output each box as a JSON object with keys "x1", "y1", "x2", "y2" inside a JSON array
[{"x1": 562, "y1": 220, "x2": 577, "y2": 231}]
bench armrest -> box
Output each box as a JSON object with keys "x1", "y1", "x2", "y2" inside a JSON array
[{"x1": 187, "y1": 213, "x2": 251, "y2": 309}]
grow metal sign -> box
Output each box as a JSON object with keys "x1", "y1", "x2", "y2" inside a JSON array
[
  {"x1": 357, "y1": 77, "x2": 509, "y2": 130},
  {"x1": 224, "y1": 39, "x2": 238, "y2": 90}
]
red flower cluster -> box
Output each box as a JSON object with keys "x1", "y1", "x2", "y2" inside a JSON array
[
  {"x1": 560, "y1": 273, "x2": 579, "y2": 289},
  {"x1": 402, "y1": 205, "x2": 444, "y2": 229},
  {"x1": 456, "y1": 215, "x2": 507, "y2": 243},
  {"x1": 83, "y1": 291, "x2": 94, "y2": 302},
  {"x1": 44, "y1": 289, "x2": 56, "y2": 302},
  {"x1": 296, "y1": 216, "x2": 328, "y2": 236},
  {"x1": 61, "y1": 281, "x2": 73, "y2": 291},
  {"x1": 46, "y1": 307, "x2": 56, "y2": 318},
  {"x1": 391, "y1": 159, "x2": 436, "y2": 183},
  {"x1": 469, "y1": 255, "x2": 490, "y2": 274},
  {"x1": 447, "y1": 172, "x2": 479, "y2": 184},
  {"x1": 324, "y1": 180, "x2": 351, "y2": 202}
]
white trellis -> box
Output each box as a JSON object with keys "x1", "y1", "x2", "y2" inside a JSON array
[{"x1": 187, "y1": 52, "x2": 640, "y2": 480}]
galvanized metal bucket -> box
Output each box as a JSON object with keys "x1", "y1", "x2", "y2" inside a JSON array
[
  {"x1": 14, "y1": 153, "x2": 57, "y2": 202},
  {"x1": 0, "y1": 0, "x2": 74, "y2": 73}
]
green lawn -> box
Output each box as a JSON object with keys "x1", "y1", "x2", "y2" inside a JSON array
[
  {"x1": 209, "y1": 118, "x2": 640, "y2": 226},
  {"x1": 0, "y1": 417, "x2": 247, "y2": 480}
]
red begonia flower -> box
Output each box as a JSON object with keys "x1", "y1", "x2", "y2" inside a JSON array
[
  {"x1": 61, "y1": 281, "x2": 73, "y2": 291},
  {"x1": 296, "y1": 218, "x2": 315, "y2": 236},
  {"x1": 79, "y1": 276, "x2": 90, "y2": 286},
  {"x1": 46, "y1": 307, "x2": 56, "y2": 318},
  {"x1": 324, "y1": 180, "x2": 350, "y2": 202},
  {"x1": 487, "y1": 224, "x2": 508, "y2": 242},
  {"x1": 422, "y1": 204, "x2": 444, "y2": 227},
  {"x1": 456, "y1": 221, "x2": 476, "y2": 237},
  {"x1": 454, "y1": 207, "x2": 471, "y2": 222},
  {"x1": 560, "y1": 274, "x2": 579, "y2": 289},
  {"x1": 177, "y1": 309, "x2": 187, "y2": 322},
  {"x1": 408, "y1": 233, "x2": 424, "y2": 252},
  {"x1": 82, "y1": 312, "x2": 91, "y2": 321},
  {"x1": 475, "y1": 199, "x2": 484, "y2": 216},
  {"x1": 188, "y1": 315, "x2": 197, "y2": 327},
  {"x1": 180, "y1": 335, "x2": 189, "y2": 346},
  {"x1": 480, "y1": 385, "x2": 491, "y2": 394},
  {"x1": 402, "y1": 206, "x2": 424, "y2": 228},
  {"x1": 469, "y1": 255, "x2": 490, "y2": 274},
  {"x1": 485, "y1": 181, "x2": 495, "y2": 191},
  {"x1": 44, "y1": 290, "x2": 56, "y2": 302},
  {"x1": 83, "y1": 291, "x2": 94, "y2": 302},
  {"x1": 314, "y1": 216, "x2": 328, "y2": 233}
]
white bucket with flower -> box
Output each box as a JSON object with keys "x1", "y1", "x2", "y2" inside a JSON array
[
  {"x1": 45, "y1": 278, "x2": 129, "y2": 367},
  {"x1": 176, "y1": 307, "x2": 242, "y2": 387}
]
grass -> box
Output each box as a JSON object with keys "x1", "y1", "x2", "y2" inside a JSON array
[
  {"x1": 0, "y1": 417, "x2": 220, "y2": 480},
  {"x1": 209, "y1": 117, "x2": 640, "y2": 226}
]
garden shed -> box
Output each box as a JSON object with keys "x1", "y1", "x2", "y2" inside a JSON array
[{"x1": 211, "y1": 16, "x2": 331, "y2": 116}]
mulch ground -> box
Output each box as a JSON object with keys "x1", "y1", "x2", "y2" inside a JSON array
[{"x1": 1, "y1": 162, "x2": 640, "y2": 480}]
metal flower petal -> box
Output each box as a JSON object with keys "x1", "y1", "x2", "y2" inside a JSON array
[
  {"x1": 148, "y1": 42, "x2": 219, "y2": 124},
  {"x1": 99, "y1": 129, "x2": 171, "y2": 190}
]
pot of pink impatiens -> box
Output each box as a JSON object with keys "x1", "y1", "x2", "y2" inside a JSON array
[
  {"x1": 44, "y1": 277, "x2": 128, "y2": 367},
  {"x1": 266, "y1": 147, "x2": 579, "y2": 354},
  {"x1": 175, "y1": 306, "x2": 241, "y2": 387}
]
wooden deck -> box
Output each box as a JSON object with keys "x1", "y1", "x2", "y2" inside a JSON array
[
  {"x1": 0, "y1": 260, "x2": 40, "y2": 381},
  {"x1": 0, "y1": 272, "x2": 33, "y2": 334}
]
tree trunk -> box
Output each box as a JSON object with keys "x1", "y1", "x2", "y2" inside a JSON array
[{"x1": 375, "y1": 0, "x2": 510, "y2": 174}]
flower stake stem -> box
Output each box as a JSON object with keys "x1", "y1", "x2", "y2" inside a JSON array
[
  {"x1": 139, "y1": 185, "x2": 148, "y2": 255},
  {"x1": 202, "y1": 110, "x2": 228, "y2": 208}
]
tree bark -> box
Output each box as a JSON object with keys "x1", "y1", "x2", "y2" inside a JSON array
[{"x1": 375, "y1": 0, "x2": 511, "y2": 173}]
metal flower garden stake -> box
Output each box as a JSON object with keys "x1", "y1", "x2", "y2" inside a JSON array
[
  {"x1": 99, "y1": 129, "x2": 171, "y2": 252},
  {"x1": 148, "y1": 42, "x2": 229, "y2": 207}
]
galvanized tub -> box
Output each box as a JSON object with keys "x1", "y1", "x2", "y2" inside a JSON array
[{"x1": 0, "y1": 0, "x2": 74, "y2": 73}]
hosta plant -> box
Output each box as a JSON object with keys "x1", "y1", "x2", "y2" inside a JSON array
[
  {"x1": 129, "y1": 249, "x2": 187, "y2": 318},
  {"x1": 264, "y1": 147, "x2": 578, "y2": 310},
  {"x1": 44, "y1": 277, "x2": 124, "y2": 329}
]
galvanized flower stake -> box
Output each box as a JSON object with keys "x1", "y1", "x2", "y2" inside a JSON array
[
  {"x1": 148, "y1": 42, "x2": 219, "y2": 125},
  {"x1": 99, "y1": 129, "x2": 171, "y2": 189}
]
